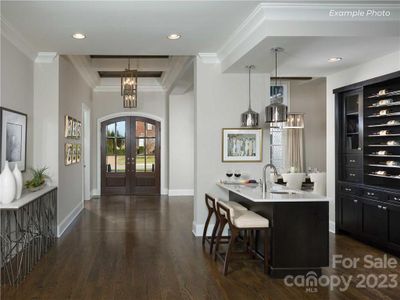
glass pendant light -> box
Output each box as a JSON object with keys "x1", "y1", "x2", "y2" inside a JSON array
[
  {"x1": 284, "y1": 113, "x2": 305, "y2": 128},
  {"x1": 121, "y1": 58, "x2": 138, "y2": 108},
  {"x1": 241, "y1": 65, "x2": 259, "y2": 127},
  {"x1": 265, "y1": 47, "x2": 288, "y2": 123}
]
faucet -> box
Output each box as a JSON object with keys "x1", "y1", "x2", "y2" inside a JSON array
[{"x1": 262, "y1": 163, "x2": 278, "y2": 197}]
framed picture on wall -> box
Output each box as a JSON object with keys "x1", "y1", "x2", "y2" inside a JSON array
[
  {"x1": 72, "y1": 144, "x2": 77, "y2": 164},
  {"x1": 0, "y1": 107, "x2": 27, "y2": 171},
  {"x1": 65, "y1": 143, "x2": 73, "y2": 165},
  {"x1": 65, "y1": 115, "x2": 82, "y2": 139},
  {"x1": 76, "y1": 144, "x2": 81, "y2": 163},
  {"x1": 222, "y1": 128, "x2": 263, "y2": 162}
]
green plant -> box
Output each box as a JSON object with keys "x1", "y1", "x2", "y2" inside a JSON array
[{"x1": 25, "y1": 167, "x2": 49, "y2": 188}]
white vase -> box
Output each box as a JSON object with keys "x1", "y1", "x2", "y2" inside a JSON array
[
  {"x1": 13, "y1": 164, "x2": 23, "y2": 200},
  {"x1": 0, "y1": 161, "x2": 16, "y2": 204}
]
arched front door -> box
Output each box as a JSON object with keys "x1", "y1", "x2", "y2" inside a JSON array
[{"x1": 101, "y1": 116, "x2": 161, "y2": 195}]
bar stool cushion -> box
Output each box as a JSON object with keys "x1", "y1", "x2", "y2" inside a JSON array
[
  {"x1": 232, "y1": 211, "x2": 269, "y2": 228},
  {"x1": 217, "y1": 199, "x2": 247, "y2": 217}
]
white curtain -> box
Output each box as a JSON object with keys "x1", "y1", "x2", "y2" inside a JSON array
[{"x1": 286, "y1": 128, "x2": 304, "y2": 172}]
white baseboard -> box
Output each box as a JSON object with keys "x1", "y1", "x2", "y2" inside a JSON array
[
  {"x1": 161, "y1": 188, "x2": 169, "y2": 195},
  {"x1": 57, "y1": 201, "x2": 84, "y2": 237},
  {"x1": 192, "y1": 221, "x2": 228, "y2": 237},
  {"x1": 168, "y1": 189, "x2": 194, "y2": 196},
  {"x1": 91, "y1": 189, "x2": 100, "y2": 197},
  {"x1": 329, "y1": 220, "x2": 336, "y2": 233}
]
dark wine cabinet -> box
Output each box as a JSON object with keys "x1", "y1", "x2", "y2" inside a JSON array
[{"x1": 335, "y1": 71, "x2": 400, "y2": 256}]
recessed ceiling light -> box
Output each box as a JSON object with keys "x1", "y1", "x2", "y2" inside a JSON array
[
  {"x1": 328, "y1": 57, "x2": 342, "y2": 62},
  {"x1": 167, "y1": 33, "x2": 181, "y2": 40},
  {"x1": 72, "y1": 33, "x2": 86, "y2": 40}
]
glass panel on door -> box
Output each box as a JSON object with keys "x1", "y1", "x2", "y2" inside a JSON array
[{"x1": 105, "y1": 121, "x2": 126, "y2": 173}]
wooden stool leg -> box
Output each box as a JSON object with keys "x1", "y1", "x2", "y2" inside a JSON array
[
  {"x1": 223, "y1": 227, "x2": 239, "y2": 276},
  {"x1": 214, "y1": 219, "x2": 227, "y2": 261},
  {"x1": 263, "y1": 229, "x2": 269, "y2": 274},
  {"x1": 209, "y1": 217, "x2": 220, "y2": 254},
  {"x1": 250, "y1": 229, "x2": 256, "y2": 259},
  {"x1": 202, "y1": 210, "x2": 213, "y2": 246}
]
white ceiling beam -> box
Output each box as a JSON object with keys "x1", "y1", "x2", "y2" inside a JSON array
[
  {"x1": 90, "y1": 58, "x2": 170, "y2": 72},
  {"x1": 218, "y1": 3, "x2": 400, "y2": 73}
]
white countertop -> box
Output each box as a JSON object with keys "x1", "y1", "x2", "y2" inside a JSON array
[
  {"x1": 217, "y1": 182, "x2": 329, "y2": 203},
  {"x1": 0, "y1": 186, "x2": 57, "y2": 210}
]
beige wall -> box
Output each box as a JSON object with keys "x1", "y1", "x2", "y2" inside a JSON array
[
  {"x1": 193, "y1": 57, "x2": 269, "y2": 235},
  {"x1": 0, "y1": 36, "x2": 34, "y2": 178},
  {"x1": 58, "y1": 56, "x2": 92, "y2": 228},
  {"x1": 169, "y1": 90, "x2": 194, "y2": 194},
  {"x1": 91, "y1": 90, "x2": 168, "y2": 195},
  {"x1": 290, "y1": 78, "x2": 326, "y2": 172}
]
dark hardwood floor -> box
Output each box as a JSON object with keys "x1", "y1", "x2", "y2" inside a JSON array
[{"x1": 2, "y1": 195, "x2": 400, "y2": 300}]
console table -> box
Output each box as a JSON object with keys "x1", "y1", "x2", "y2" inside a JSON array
[{"x1": 0, "y1": 186, "x2": 57, "y2": 286}]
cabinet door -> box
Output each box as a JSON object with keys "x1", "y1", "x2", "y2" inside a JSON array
[
  {"x1": 362, "y1": 199, "x2": 388, "y2": 242},
  {"x1": 341, "y1": 197, "x2": 361, "y2": 233},
  {"x1": 388, "y1": 203, "x2": 400, "y2": 247},
  {"x1": 342, "y1": 89, "x2": 363, "y2": 154}
]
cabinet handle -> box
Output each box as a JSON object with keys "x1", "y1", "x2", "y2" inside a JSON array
[
  {"x1": 367, "y1": 192, "x2": 375, "y2": 196},
  {"x1": 349, "y1": 173, "x2": 356, "y2": 177},
  {"x1": 349, "y1": 160, "x2": 356, "y2": 163},
  {"x1": 353, "y1": 199, "x2": 358, "y2": 203},
  {"x1": 345, "y1": 188, "x2": 352, "y2": 192},
  {"x1": 378, "y1": 205, "x2": 382, "y2": 209},
  {"x1": 394, "y1": 197, "x2": 399, "y2": 201},
  {"x1": 382, "y1": 206, "x2": 387, "y2": 210}
]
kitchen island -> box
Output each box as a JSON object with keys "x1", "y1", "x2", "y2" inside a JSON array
[{"x1": 217, "y1": 182, "x2": 329, "y2": 278}]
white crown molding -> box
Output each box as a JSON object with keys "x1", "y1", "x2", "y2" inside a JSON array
[
  {"x1": 160, "y1": 56, "x2": 192, "y2": 92},
  {"x1": 217, "y1": 3, "x2": 400, "y2": 72},
  {"x1": 93, "y1": 85, "x2": 165, "y2": 93},
  {"x1": 35, "y1": 52, "x2": 58, "y2": 63},
  {"x1": 217, "y1": 4, "x2": 266, "y2": 64},
  {"x1": 197, "y1": 53, "x2": 220, "y2": 64},
  {"x1": 67, "y1": 55, "x2": 100, "y2": 89},
  {"x1": 0, "y1": 16, "x2": 37, "y2": 60}
]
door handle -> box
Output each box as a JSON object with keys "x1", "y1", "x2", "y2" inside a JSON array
[
  {"x1": 353, "y1": 199, "x2": 358, "y2": 203},
  {"x1": 378, "y1": 205, "x2": 382, "y2": 209},
  {"x1": 382, "y1": 206, "x2": 387, "y2": 210}
]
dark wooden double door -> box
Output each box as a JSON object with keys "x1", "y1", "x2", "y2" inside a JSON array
[{"x1": 101, "y1": 116, "x2": 160, "y2": 195}]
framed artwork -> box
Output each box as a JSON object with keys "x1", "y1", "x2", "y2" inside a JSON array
[
  {"x1": 65, "y1": 115, "x2": 81, "y2": 139},
  {"x1": 72, "y1": 144, "x2": 77, "y2": 164},
  {"x1": 222, "y1": 128, "x2": 263, "y2": 162},
  {"x1": 0, "y1": 107, "x2": 27, "y2": 171},
  {"x1": 270, "y1": 82, "x2": 289, "y2": 105},
  {"x1": 76, "y1": 144, "x2": 81, "y2": 163},
  {"x1": 65, "y1": 143, "x2": 73, "y2": 165}
]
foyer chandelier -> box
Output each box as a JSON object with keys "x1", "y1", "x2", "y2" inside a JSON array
[{"x1": 121, "y1": 59, "x2": 138, "y2": 108}]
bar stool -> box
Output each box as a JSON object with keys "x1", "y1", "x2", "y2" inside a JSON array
[
  {"x1": 202, "y1": 194, "x2": 247, "y2": 254},
  {"x1": 214, "y1": 201, "x2": 270, "y2": 275}
]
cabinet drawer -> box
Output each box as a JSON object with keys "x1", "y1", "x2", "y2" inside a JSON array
[
  {"x1": 339, "y1": 184, "x2": 359, "y2": 195},
  {"x1": 345, "y1": 168, "x2": 363, "y2": 183},
  {"x1": 362, "y1": 188, "x2": 387, "y2": 201},
  {"x1": 345, "y1": 155, "x2": 362, "y2": 168}
]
